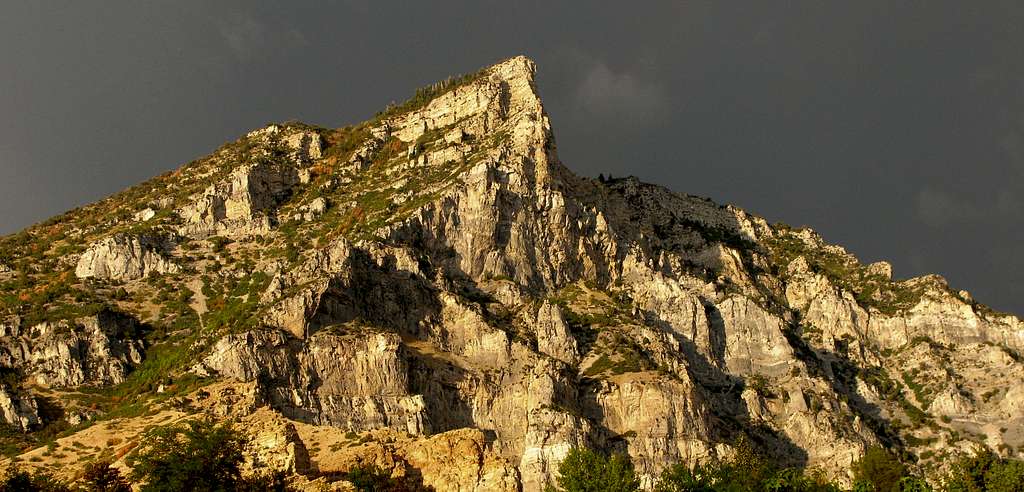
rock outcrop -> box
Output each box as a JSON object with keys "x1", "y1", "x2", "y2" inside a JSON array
[
  {"x1": 0, "y1": 386, "x2": 40, "y2": 431},
  {"x1": 199, "y1": 327, "x2": 428, "y2": 435},
  {"x1": 0, "y1": 310, "x2": 144, "y2": 388},
  {"x1": 75, "y1": 233, "x2": 178, "y2": 281},
  {"x1": 176, "y1": 125, "x2": 323, "y2": 237}
]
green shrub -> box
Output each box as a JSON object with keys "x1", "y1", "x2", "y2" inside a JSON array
[
  {"x1": 656, "y1": 438, "x2": 770, "y2": 492},
  {"x1": 655, "y1": 437, "x2": 845, "y2": 492},
  {"x1": 748, "y1": 374, "x2": 776, "y2": 398},
  {"x1": 345, "y1": 465, "x2": 397, "y2": 491},
  {"x1": 208, "y1": 236, "x2": 231, "y2": 253},
  {"x1": 372, "y1": 68, "x2": 487, "y2": 123},
  {"x1": 941, "y1": 450, "x2": 1024, "y2": 492},
  {"x1": 549, "y1": 447, "x2": 640, "y2": 492},
  {"x1": 127, "y1": 418, "x2": 246, "y2": 491},
  {"x1": 852, "y1": 446, "x2": 911, "y2": 492},
  {"x1": 80, "y1": 459, "x2": 130, "y2": 492}
]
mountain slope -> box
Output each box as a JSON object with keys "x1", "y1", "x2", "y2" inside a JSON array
[{"x1": 0, "y1": 56, "x2": 1022, "y2": 489}]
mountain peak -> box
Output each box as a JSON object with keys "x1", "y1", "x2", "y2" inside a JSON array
[
  {"x1": 487, "y1": 54, "x2": 536, "y2": 79},
  {"x1": 1, "y1": 56, "x2": 1022, "y2": 488}
]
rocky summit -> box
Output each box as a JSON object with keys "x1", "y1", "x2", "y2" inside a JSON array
[{"x1": 0, "y1": 56, "x2": 1021, "y2": 490}]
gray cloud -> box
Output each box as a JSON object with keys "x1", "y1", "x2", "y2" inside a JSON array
[
  {"x1": 576, "y1": 62, "x2": 667, "y2": 124},
  {"x1": 916, "y1": 185, "x2": 1022, "y2": 228},
  {"x1": 915, "y1": 187, "x2": 978, "y2": 228},
  {"x1": 995, "y1": 188, "x2": 1023, "y2": 216},
  {"x1": 1000, "y1": 120, "x2": 1024, "y2": 177},
  {"x1": 219, "y1": 13, "x2": 307, "y2": 62},
  {"x1": 220, "y1": 14, "x2": 265, "y2": 60}
]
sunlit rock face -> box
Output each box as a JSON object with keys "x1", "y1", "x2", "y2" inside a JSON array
[{"x1": 1, "y1": 56, "x2": 1022, "y2": 490}]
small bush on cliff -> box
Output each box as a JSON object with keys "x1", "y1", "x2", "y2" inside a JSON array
[
  {"x1": 652, "y1": 437, "x2": 843, "y2": 492},
  {"x1": 127, "y1": 418, "x2": 246, "y2": 491},
  {"x1": 345, "y1": 464, "x2": 399, "y2": 491},
  {"x1": 549, "y1": 447, "x2": 640, "y2": 492},
  {"x1": 851, "y1": 446, "x2": 925, "y2": 492},
  {"x1": 941, "y1": 449, "x2": 1024, "y2": 492},
  {"x1": 80, "y1": 460, "x2": 130, "y2": 492}
]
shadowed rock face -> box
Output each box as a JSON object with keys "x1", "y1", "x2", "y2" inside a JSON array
[
  {"x1": 1, "y1": 56, "x2": 1022, "y2": 489},
  {"x1": 0, "y1": 310, "x2": 143, "y2": 388},
  {"x1": 0, "y1": 386, "x2": 39, "y2": 431}
]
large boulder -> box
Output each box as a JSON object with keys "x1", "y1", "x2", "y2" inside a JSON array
[{"x1": 75, "y1": 234, "x2": 178, "y2": 281}]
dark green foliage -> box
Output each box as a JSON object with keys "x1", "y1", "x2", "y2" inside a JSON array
[
  {"x1": 901, "y1": 371, "x2": 932, "y2": 408},
  {"x1": 0, "y1": 464, "x2": 69, "y2": 491},
  {"x1": 202, "y1": 271, "x2": 270, "y2": 333},
  {"x1": 747, "y1": 374, "x2": 776, "y2": 398},
  {"x1": 861, "y1": 367, "x2": 901, "y2": 401},
  {"x1": 80, "y1": 460, "x2": 131, "y2": 492},
  {"x1": 653, "y1": 438, "x2": 841, "y2": 492},
  {"x1": 126, "y1": 418, "x2": 246, "y2": 491},
  {"x1": 981, "y1": 461, "x2": 1024, "y2": 492},
  {"x1": 677, "y1": 218, "x2": 757, "y2": 252},
  {"x1": 323, "y1": 125, "x2": 372, "y2": 161},
  {"x1": 583, "y1": 338, "x2": 655, "y2": 377},
  {"x1": 1, "y1": 268, "x2": 109, "y2": 328},
  {"x1": 547, "y1": 285, "x2": 636, "y2": 330},
  {"x1": 90, "y1": 339, "x2": 199, "y2": 406},
  {"x1": 412, "y1": 124, "x2": 449, "y2": 154},
  {"x1": 549, "y1": 447, "x2": 640, "y2": 492},
  {"x1": 111, "y1": 287, "x2": 129, "y2": 301},
  {"x1": 942, "y1": 450, "x2": 1024, "y2": 492},
  {"x1": 0, "y1": 367, "x2": 21, "y2": 391},
  {"x1": 895, "y1": 477, "x2": 934, "y2": 492},
  {"x1": 852, "y1": 446, "x2": 913, "y2": 492},
  {"x1": 0, "y1": 424, "x2": 36, "y2": 458},
  {"x1": 899, "y1": 399, "x2": 929, "y2": 427},
  {"x1": 345, "y1": 465, "x2": 400, "y2": 491}
]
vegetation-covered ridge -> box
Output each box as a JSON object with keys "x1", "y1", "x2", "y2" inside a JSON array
[
  {"x1": 0, "y1": 59, "x2": 512, "y2": 455},
  {"x1": 762, "y1": 223, "x2": 1009, "y2": 318}
]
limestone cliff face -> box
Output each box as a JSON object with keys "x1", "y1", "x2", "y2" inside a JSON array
[
  {"x1": 0, "y1": 310, "x2": 143, "y2": 388},
  {"x1": 0, "y1": 386, "x2": 39, "y2": 432},
  {"x1": 1, "y1": 56, "x2": 1022, "y2": 489},
  {"x1": 176, "y1": 124, "x2": 323, "y2": 237},
  {"x1": 199, "y1": 327, "x2": 428, "y2": 435},
  {"x1": 75, "y1": 233, "x2": 178, "y2": 281}
]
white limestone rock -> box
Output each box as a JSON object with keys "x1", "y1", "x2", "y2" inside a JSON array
[
  {"x1": 133, "y1": 208, "x2": 156, "y2": 222},
  {"x1": 75, "y1": 233, "x2": 178, "y2": 281},
  {"x1": 532, "y1": 301, "x2": 580, "y2": 365},
  {"x1": 13, "y1": 311, "x2": 145, "y2": 388},
  {"x1": 0, "y1": 386, "x2": 39, "y2": 431}
]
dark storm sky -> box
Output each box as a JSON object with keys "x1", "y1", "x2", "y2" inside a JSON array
[{"x1": 2, "y1": 2, "x2": 1022, "y2": 314}]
